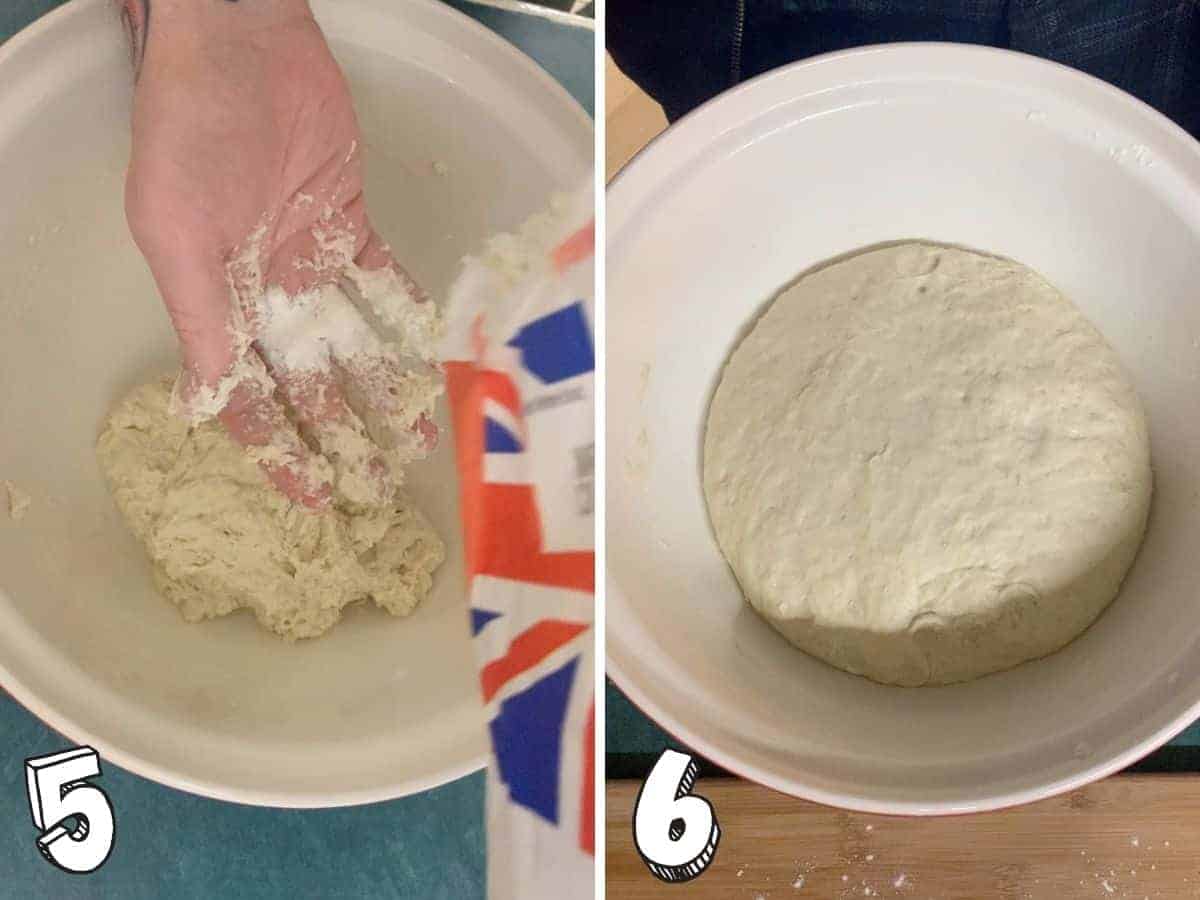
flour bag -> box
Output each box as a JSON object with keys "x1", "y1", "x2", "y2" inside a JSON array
[{"x1": 441, "y1": 185, "x2": 595, "y2": 899}]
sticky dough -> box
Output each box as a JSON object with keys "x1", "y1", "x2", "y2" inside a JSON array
[
  {"x1": 97, "y1": 378, "x2": 444, "y2": 640},
  {"x1": 703, "y1": 242, "x2": 1152, "y2": 686}
]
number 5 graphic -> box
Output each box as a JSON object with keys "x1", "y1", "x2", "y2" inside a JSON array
[
  {"x1": 25, "y1": 746, "x2": 116, "y2": 873},
  {"x1": 633, "y1": 749, "x2": 721, "y2": 882}
]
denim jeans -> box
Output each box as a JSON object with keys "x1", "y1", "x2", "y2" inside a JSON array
[{"x1": 609, "y1": 0, "x2": 1200, "y2": 136}]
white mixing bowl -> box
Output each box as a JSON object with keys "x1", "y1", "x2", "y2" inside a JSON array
[
  {"x1": 0, "y1": 0, "x2": 589, "y2": 806},
  {"x1": 607, "y1": 44, "x2": 1200, "y2": 814}
]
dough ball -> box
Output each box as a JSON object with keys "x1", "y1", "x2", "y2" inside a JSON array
[
  {"x1": 97, "y1": 378, "x2": 444, "y2": 640},
  {"x1": 703, "y1": 242, "x2": 1152, "y2": 686}
]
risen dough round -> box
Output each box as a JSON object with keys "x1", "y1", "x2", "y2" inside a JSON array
[
  {"x1": 703, "y1": 242, "x2": 1152, "y2": 686},
  {"x1": 97, "y1": 378, "x2": 444, "y2": 640}
]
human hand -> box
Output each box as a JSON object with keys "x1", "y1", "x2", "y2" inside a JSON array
[{"x1": 123, "y1": 0, "x2": 437, "y2": 510}]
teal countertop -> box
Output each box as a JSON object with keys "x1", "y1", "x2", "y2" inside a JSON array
[{"x1": 0, "y1": 3, "x2": 591, "y2": 898}]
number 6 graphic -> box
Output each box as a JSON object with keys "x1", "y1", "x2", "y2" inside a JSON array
[
  {"x1": 633, "y1": 749, "x2": 721, "y2": 882},
  {"x1": 25, "y1": 746, "x2": 116, "y2": 874}
]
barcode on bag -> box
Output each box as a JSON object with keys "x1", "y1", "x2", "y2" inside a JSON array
[{"x1": 573, "y1": 442, "x2": 594, "y2": 516}]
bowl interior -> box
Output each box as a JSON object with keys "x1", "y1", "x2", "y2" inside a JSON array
[
  {"x1": 0, "y1": 0, "x2": 590, "y2": 804},
  {"x1": 607, "y1": 45, "x2": 1200, "y2": 812}
]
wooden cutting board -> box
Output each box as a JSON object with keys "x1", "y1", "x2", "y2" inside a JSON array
[
  {"x1": 608, "y1": 777, "x2": 1200, "y2": 898},
  {"x1": 605, "y1": 54, "x2": 667, "y2": 180}
]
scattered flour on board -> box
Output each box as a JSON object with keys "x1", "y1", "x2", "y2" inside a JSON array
[
  {"x1": 893, "y1": 873, "x2": 908, "y2": 889},
  {"x1": 3, "y1": 481, "x2": 30, "y2": 521},
  {"x1": 792, "y1": 861, "x2": 816, "y2": 891}
]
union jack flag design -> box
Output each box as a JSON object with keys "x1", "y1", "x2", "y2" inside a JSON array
[{"x1": 443, "y1": 199, "x2": 594, "y2": 899}]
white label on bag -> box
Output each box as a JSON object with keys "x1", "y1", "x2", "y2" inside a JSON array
[{"x1": 506, "y1": 275, "x2": 595, "y2": 554}]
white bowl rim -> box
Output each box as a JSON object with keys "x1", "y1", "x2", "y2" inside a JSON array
[
  {"x1": 0, "y1": 0, "x2": 588, "y2": 809},
  {"x1": 606, "y1": 41, "x2": 1200, "y2": 816}
]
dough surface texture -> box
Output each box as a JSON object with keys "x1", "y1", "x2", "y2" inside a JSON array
[
  {"x1": 98, "y1": 378, "x2": 444, "y2": 640},
  {"x1": 703, "y1": 242, "x2": 1152, "y2": 685}
]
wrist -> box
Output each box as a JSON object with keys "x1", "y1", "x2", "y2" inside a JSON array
[
  {"x1": 122, "y1": 0, "x2": 314, "y2": 74},
  {"x1": 140, "y1": 0, "x2": 313, "y2": 24}
]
